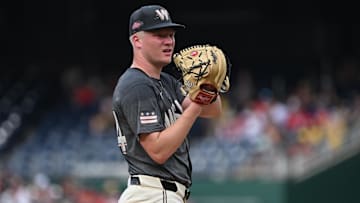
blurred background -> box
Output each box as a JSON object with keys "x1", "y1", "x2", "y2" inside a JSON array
[{"x1": 2, "y1": 0, "x2": 360, "y2": 202}]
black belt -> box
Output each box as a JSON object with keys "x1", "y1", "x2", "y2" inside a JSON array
[{"x1": 130, "y1": 176, "x2": 190, "y2": 200}]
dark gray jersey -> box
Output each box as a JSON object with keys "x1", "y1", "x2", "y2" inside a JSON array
[{"x1": 112, "y1": 67, "x2": 191, "y2": 187}]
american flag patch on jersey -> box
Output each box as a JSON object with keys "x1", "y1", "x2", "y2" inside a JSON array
[{"x1": 140, "y1": 112, "x2": 158, "y2": 124}]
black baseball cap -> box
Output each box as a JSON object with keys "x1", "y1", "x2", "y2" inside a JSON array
[{"x1": 129, "y1": 5, "x2": 185, "y2": 35}]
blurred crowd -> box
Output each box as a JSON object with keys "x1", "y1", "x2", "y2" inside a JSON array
[
  {"x1": 0, "y1": 171, "x2": 119, "y2": 203},
  {"x1": 216, "y1": 71, "x2": 360, "y2": 157}
]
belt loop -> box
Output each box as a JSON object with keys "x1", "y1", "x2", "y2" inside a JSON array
[
  {"x1": 160, "y1": 180, "x2": 177, "y2": 192},
  {"x1": 130, "y1": 176, "x2": 140, "y2": 185},
  {"x1": 184, "y1": 188, "x2": 190, "y2": 200}
]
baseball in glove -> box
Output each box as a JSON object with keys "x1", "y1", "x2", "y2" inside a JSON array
[{"x1": 173, "y1": 44, "x2": 231, "y2": 105}]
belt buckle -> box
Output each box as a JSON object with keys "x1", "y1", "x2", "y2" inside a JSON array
[{"x1": 184, "y1": 188, "x2": 190, "y2": 200}]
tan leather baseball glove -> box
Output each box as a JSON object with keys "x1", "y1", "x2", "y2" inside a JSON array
[{"x1": 173, "y1": 44, "x2": 231, "y2": 105}]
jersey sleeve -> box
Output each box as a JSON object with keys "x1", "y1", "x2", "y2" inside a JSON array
[{"x1": 121, "y1": 84, "x2": 164, "y2": 136}]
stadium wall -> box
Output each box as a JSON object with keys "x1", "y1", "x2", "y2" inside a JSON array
[{"x1": 287, "y1": 152, "x2": 360, "y2": 203}]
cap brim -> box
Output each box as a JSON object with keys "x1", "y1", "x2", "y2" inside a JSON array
[{"x1": 143, "y1": 23, "x2": 186, "y2": 31}]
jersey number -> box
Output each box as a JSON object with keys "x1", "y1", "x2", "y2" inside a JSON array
[{"x1": 112, "y1": 111, "x2": 128, "y2": 154}]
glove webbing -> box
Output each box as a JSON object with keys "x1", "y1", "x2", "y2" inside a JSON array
[{"x1": 181, "y1": 61, "x2": 210, "y2": 86}]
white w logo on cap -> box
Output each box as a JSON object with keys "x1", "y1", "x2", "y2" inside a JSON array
[{"x1": 155, "y1": 9, "x2": 170, "y2": 21}]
